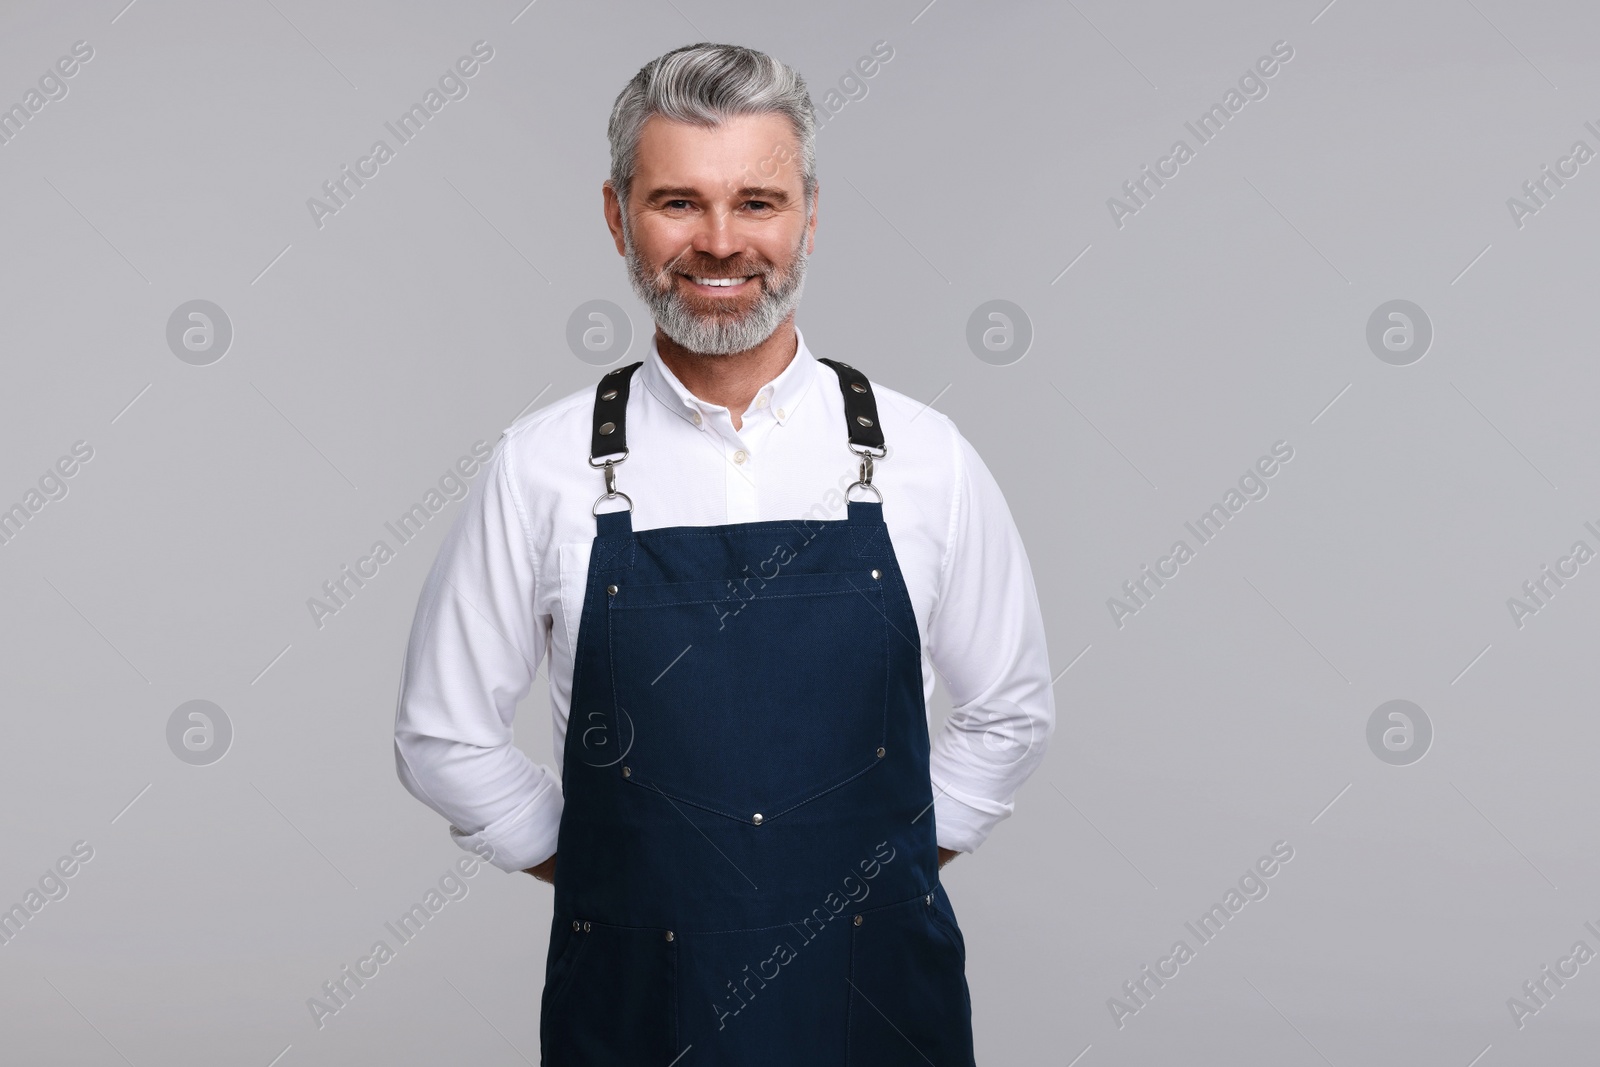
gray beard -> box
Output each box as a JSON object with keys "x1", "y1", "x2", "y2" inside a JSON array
[{"x1": 622, "y1": 221, "x2": 808, "y2": 357}]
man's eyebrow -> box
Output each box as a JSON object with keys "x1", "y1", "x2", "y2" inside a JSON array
[
  {"x1": 641, "y1": 186, "x2": 704, "y2": 204},
  {"x1": 731, "y1": 186, "x2": 792, "y2": 204},
  {"x1": 640, "y1": 185, "x2": 794, "y2": 205}
]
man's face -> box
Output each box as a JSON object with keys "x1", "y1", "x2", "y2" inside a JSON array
[{"x1": 605, "y1": 112, "x2": 817, "y2": 356}]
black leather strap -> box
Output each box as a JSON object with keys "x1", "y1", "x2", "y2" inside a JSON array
[
  {"x1": 817, "y1": 357, "x2": 886, "y2": 452},
  {"x1": 590, "y1": 361, "x2": 643, "y2": 462}
]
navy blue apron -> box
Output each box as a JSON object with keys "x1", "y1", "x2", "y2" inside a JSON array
[{"x1": 539, "y1": 358, "x2": 976, "y2": 1066}]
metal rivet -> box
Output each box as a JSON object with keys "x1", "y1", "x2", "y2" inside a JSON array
[
  {"x1": 607, "y1": 584, "x2": 618, "y2": 595},
  {"x1": 751, "y1": 813, "x2": 764, "y2": 825},
  {"x1": 583, "y1": 921, "x2": 591, "y2": 932},
  {"x1": 925, "y1": 894, "x2": 932, "y2": 905},
  {"x1": 599, "y1": 421, "x2": 616, "y2": 435},
  {"x1": 621, "y1": 766, "x2": 631, "y2": 777},
  {"x1": 602, "y1": 389, "x2": 618, "y2": 401},
  {"x1": 876, "y1": 746, "x2": 885, "y2": 758},
  {"x1": 572, "y1": 919, "x2": 581, "y2": 931},
  {"x1": 871, "y1": 569, "x2": 881, "y2": 579},
  {"x1": 850, "y1": 381, "x2": 867, "y2": 393},
  {"x1": 665, "y1": 930, "x2": 675, "y2": 942},
  {"x1": 853, "y1": 914, "x2": 863, "y2": 926},
  {"x1": 856, "y1": 415, "x2": 874, "y2": 427}
]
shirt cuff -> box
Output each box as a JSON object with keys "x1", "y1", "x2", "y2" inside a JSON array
[
  {"x1": 446, "y1": 780, "x2": 563, "y2": 873},
  {"x1": 929, "y1": 778, "x2": 1013, "y2": 854}
]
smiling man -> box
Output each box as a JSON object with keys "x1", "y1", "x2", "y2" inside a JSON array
[{"x1": 394, "y1": 42, "x2": 1055, "y2": 1066}]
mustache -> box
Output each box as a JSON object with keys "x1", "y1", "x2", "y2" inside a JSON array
[{"x1": 657, "y1": 247, "x2": 775, "y2": 281}]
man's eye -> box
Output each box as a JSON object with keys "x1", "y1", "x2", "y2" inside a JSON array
[
  {"x1": 665, "y1": 200, "x2": 692, "y2": 210},
  {"x1": 745, "y1": 200, "x2": 772, "y2": 211}
]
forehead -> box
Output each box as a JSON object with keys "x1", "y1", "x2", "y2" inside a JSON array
[{"x1": 631, "y1": 112, "x2": 803, "y2": 193}]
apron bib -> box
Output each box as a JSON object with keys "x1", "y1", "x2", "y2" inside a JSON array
[{"x1": 539, "y1": 358, "x2": 976, "y2": 1066}]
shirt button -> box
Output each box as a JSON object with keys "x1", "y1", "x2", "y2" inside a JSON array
[
  {"x1": 756, "y1": 394, "x2": 768, "y2": 408},
  {"x1": 775, "y1": 407, "x2": 786, "y2": 419},
  {"x1": 691, "y1": 411, "x2": 703, "y2": 426},
  {"x1": 733, "y1": 450, "x2": 747, "y2": 465}
]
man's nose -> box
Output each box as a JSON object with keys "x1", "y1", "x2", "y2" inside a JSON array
[{"x1": 690, "y1": 204, "x2": 744, "y2": 260}]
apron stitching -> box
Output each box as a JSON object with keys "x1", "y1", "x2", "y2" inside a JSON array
[
  {"x1": 610, "y1": 588, "x2": 876, "y2": 609},
  {"x1": 620, "y1": 751, "x2": 884, "y2": 824}
]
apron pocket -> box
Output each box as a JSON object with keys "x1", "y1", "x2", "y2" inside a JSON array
[
  {"x1": 608, "y1": 569, "x2": 891, "y2": 822},
  {"x1": 539, "y1": 919, "x2": 677, "y2": 1065},
  {"x1": 540, "y1": 916, "x2": 590, "y2": 1019},
  {"x1": 846, "y1": 893, "x2": 975, "y2": 1067}
]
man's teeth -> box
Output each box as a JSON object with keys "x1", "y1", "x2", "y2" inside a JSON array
[{"x1": 691, "y1": 276, "x2": 748, "y2": 287}]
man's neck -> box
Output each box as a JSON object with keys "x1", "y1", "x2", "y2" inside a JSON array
[{"x1": 655, "y1": 319, "x2": 798, "y2": 432}]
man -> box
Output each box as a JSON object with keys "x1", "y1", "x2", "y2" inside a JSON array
[{"x1": 394, "y1": 42, "x2": 1054, "y2": 1065}]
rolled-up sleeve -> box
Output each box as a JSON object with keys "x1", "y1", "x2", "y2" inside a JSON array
[
  {"x1": 392, "y1": 433, "x2": 562, "y2": 873},
  {"x1": 924, "y1": 428, "x2": 1056, "y2": 853}
]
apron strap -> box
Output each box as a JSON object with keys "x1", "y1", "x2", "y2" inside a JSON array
[
  {"x1": 817, "y1": 358, "x2": 886, "y2": 452},
  {"x1": 590, "y1": 361, "x2": 643, "y2": 530},
  {"x1": 591, "y1": 361, "x2": 644, "y2": 463},
  {"x1": 818, "y1": 357, "x2": 888, "y2": 504}
]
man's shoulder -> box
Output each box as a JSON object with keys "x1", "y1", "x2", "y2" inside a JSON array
[
  {"x1": 854, "y1": 373, "x2": 964, "y2": 462},
  {"x1": 497, "y1": 381, "x2": 594, "y2": 465}
]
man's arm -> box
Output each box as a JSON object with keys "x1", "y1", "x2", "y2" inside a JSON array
[
  {"x1": 393, "y1": 432, "x2": 563, "y2": 874},
  {"x1": 922, "y1": 427, "x2": 1056, "y2": 854}
]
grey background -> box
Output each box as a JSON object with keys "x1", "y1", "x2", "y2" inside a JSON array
[{"x1": 2, "y1": 0, "x2": 1596, "y2": 1063}]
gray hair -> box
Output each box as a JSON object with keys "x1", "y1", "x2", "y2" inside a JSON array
[{"x1": 607, "y1": 42, "x2": 816, "y2": 214}]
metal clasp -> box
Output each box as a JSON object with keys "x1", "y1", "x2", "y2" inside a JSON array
[
  {"x1": 845, "y1": 443, "x2": 887, "y2": 503},
  {"x1": 590, "y1": 450, "x2": 633, "y2": 515}
]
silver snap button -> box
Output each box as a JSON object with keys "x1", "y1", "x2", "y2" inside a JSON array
[
  {"x1": 572, "y1": 919, "x2": 581, "y2": 931},
  {"x1": 607, "y1": 584, "x2": 618, "y2": 595},
  {"x1": 876, "y1": 746, "x2": 885, "y2": 758},
  {"x1": 582, "y1": 920, "x2": 591, "y2": 932},
  {"x1": 601, "y1": 389, "x2": 618, "y2": 401},
  {"x1": 751, "y1": 813, "x2": 764, "y2": 825},
  {"x1": 853, "y1": 914, "x2": 863, "y2": 926},
  {"x1": 856, "y1": 415, "x2": 874, "y2": 427},
  {"x1": 925, "y1": 894, "x2": 932, "y2": 905},
  {"x1": 665, "y1": 930, "x2": 675, "y2": 942},
  {"x1": 599, "y1": 421, "x2": 616, "y2": 435},
  {"x1": 851, "y1": 382, "x2": 867, "y2": 393},
  {"x1": 871, "y1": 569, "x2": 881, "y2": 579},
  {"x1": 621, "y1": 766, "x2": 631, "y2": 778}
]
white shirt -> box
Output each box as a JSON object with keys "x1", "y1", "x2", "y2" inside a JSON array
[{"x1": 393, "y1": 327, "x2": 1056, "y2": 872}]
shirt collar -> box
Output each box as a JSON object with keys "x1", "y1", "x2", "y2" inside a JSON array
[{"x1": 638, "y1": 326, "x2": 817, "y2": 430}]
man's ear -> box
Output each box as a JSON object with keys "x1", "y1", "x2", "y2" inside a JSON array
[
  {"x1": 603, "y1": 180, "x2": 627, "y2": 256},
  {"x1": 804, "y1": 181, "x2": 820, "y2": 256}
]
